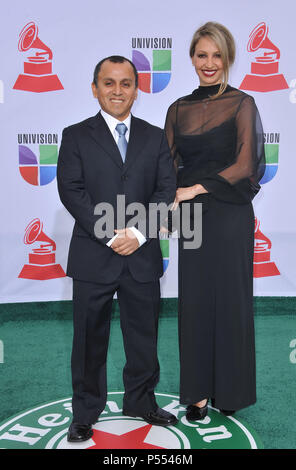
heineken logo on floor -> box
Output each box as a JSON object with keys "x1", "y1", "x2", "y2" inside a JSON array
[{"x1": 0, "y1": 392, "x2": 263, "y2": 449}]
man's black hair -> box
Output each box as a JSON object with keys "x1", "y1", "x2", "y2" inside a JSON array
[{"x1": 93, "y1": 55, "x2": 138, "y2": 88}]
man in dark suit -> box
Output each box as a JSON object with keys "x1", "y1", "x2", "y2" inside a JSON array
[{"x1": 57, "y1": 55, "x2": 177, "y2": 442}]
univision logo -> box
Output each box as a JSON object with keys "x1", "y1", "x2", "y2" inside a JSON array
[
  {"x1": 132, "y1": 37, "x2": 172, "y2": 93},
  {"x1": 18, "y1": 133, "x2": 58, "y2": 186},
  {"x1": 160, "y1": 238, "x2": 169, "y2": 272},
  {"x1": 260, "y1": 132, "x2": 280, "y2": 184}
]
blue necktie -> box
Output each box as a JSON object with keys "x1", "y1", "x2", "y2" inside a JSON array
[{"x1": 116, "y1": 123, "x2": 128, "y2": 162}]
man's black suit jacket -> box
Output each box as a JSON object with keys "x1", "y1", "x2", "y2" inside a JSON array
[{"x1": 57, "y1": 112, "x2": 176, "y2": 284}]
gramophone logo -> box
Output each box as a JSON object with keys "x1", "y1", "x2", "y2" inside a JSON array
[
  {"x1": 132, "y1": 37, "x2": 172, "y2": 93},
  {"x1": 253, "y1": 218, "x2": 280, "y2": 278},
  {"x1": 19, "y1": 218, "x2": 66, "y2": 280},
  {"x1": 13, "y1": 21, "x2": 63, "y2": 93},
  {"x1": 240, "y1": 22, "x2": 289, "y2": 92},
  {"x1": 18, "y1": 133, "x2": 58, "y2": 186}
]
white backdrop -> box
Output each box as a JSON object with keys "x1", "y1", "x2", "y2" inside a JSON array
[{"x1": 1, "y1": 0, "x2": 295, "y2": 302}]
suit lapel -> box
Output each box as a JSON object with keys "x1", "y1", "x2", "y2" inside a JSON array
[
  {"x1": 123, "y1": 115, "x2": 149, "y2": 173},
  {"x1": 87, "y1": 113, "x2": 149, "y2": 172},
  {"x1": 87, "y1": 112, "x2": 123, "y2": 169}
]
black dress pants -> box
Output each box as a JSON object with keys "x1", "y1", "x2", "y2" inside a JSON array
[{"x1": 71, "y1": 262, "x2": 161, "y2": 424}]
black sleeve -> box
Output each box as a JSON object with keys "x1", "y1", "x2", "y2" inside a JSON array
[
  {"x1": 57, "y1": 127, "x2": 110, "y2": 245},
  {"x1": 197, "y1": 96, "x2": 266, "y2": 203}
]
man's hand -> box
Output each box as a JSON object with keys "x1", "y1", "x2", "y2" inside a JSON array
[{"x1": 110, "y1": 228, "x2": 140, "y2": 256}]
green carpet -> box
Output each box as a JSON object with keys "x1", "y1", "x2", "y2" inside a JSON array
[{"x1": 0, "y1": 298, "x2": 295, "y2": 449}]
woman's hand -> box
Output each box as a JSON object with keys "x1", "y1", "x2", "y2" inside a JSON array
[{"x1": 172, "y1": 184, "x2": 207, "y2": 209}]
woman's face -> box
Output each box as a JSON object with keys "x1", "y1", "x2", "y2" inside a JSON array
[{"x1": 192, "y1": 36, "x2": 224, "y2": 86}]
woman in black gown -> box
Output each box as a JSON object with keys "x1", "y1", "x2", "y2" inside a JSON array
[{"x1": 165, "y1": 22, "x2": 265, "y2": 420}]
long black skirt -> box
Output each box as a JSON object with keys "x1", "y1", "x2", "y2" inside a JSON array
[{"x1": 178, "y1": 196, "x2": 256, "y2": 410}]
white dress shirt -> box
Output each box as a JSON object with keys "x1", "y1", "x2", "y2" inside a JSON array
[
  {"x1": 101, "y1": 109, "x2": 131, "y2": 145},
  {"x1": 100, "y1": 110, "x2": 146, "y2": 248}
]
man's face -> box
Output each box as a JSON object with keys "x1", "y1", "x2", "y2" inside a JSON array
[{"x1": 92, "y1": 60, "x2": 138, "y2": 121}]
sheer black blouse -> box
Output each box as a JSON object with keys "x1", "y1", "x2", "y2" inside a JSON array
[{"x1": 165, "y1": 84, "x2": 265, "y2": 204}]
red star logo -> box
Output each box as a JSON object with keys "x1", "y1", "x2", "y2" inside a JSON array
[{"x1": 87, "y1": 424, "x2": 165, "y2": 449}]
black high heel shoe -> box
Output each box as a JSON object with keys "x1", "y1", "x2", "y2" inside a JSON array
[
  {"x1": 211, "y1": 399, "x2": 235, "y2": 416},
  {"x1": 220, "y1": 409, "x2": 235, "y2": 416},
  {"x1": 186, "y1": 400, "x2": 208, "y2": 421}
]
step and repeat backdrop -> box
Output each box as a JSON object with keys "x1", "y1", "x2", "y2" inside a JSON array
[{"x1": 1, "y1": 0, "x2": 295, "y2": 302}]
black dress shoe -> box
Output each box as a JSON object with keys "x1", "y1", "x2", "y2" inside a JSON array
[
  {"x1": 186, "y1": 401, "x2": 208, "y2": 421},
  {"x1": 123, "y1": 407, "x2": 178, "y2": 426},
  {"x1": 67, "y1": 422, "x2": 93, "y2": 442}
]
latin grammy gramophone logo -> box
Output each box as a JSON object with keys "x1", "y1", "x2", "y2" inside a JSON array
[
  {"x1": 253, "y1": 218, "x2": 280, "y2": 278},
  {"x1": 18, "y1": 218, "x2": 65, "y2": 280},
  {"x1": 13, "y1": 22, "x2": 63, "y2": 93},
  {"x1": 240, "y1": 22, "x2": 288, "y2": 92}
]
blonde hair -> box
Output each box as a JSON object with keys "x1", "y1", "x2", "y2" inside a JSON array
[{"x1": 189, "y1": 22, "x2": 236, "y2": 98}]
